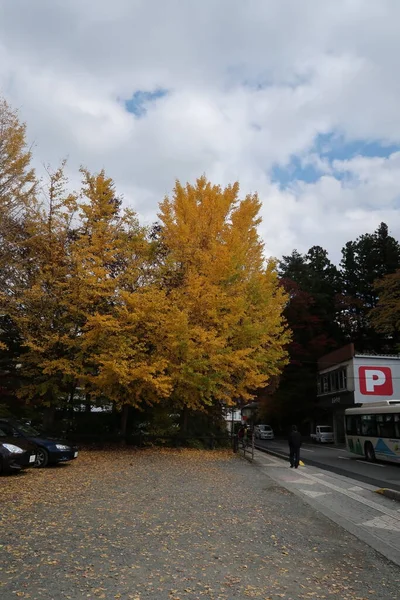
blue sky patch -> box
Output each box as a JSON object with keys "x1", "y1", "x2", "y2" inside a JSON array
[
  {"x1": 271, "y1": 158, "x2": 322, "y2": 186},
  {"x1": 125, "y1": 88, "x2": 168, "y2": 117},
  {"x1": 271, "y1": 131, "x2": 400, "y2": 188},
  {"x1": 314, "y1": 132, "x2": 400, "y2": 162}
]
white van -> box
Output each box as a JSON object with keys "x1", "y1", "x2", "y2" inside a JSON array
[
  {"x1": 310, "y1": 425, "x2": 334, "y2": 443},
  {"x1": 254, "y1": 424, "x2": 274, "y2": 440}
]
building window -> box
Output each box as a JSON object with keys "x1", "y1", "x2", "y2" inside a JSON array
[
  {"x1": 318, "y1": 368, "x2": 347, "y2": 395},
  {"x1": 339, "y1": 369, "x2": 347, "y2": 390},
  {"x1": 331, "y1": 371, "x2": 338, "y2": 391}
]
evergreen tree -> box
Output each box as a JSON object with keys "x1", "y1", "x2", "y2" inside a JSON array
[
  {"x1": 340, "y1": 222, "x2": 400, "y2": 350},
  {"x1": 270, "y1": 246, "x2": 342, "y2": 426},
  {"x1": 370, "y1": 269, "x2": 400, "y2": 348}
]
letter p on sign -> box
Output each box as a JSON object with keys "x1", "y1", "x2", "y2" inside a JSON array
[{"x1": 359, "y1": 366, "x2": 393, "y2": 396}]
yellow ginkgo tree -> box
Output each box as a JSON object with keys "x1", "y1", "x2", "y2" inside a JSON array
[
  {"x1": 67, "y1": 169, "x2": 180, "y2": 431},
  {"x1": 157, "y1": 177, "x2": 290, "y2": 429},
  {"x1": 1, "y1": 163, "x2": 80, "y2": 425}
]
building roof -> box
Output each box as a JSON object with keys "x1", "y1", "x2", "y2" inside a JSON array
[
  {"x1": 318, "y1": 344, "x2": 400, "y2": 370},
  {"x1": 354, "y1": 353, "x2": 400, "y2": 359}
]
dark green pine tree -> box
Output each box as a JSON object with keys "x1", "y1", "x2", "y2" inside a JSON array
[
  {"x1": 267, "y1": 247, "x2": 343, "y2": 430},
  {"x1": 340, "y1": 222, "x2": 400, "y2": 351},
  {"x1": 279, "y1": 245, "x2": 343, "y2": 344}
]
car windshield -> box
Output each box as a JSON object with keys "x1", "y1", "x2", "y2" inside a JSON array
[
  {"x1": 319, "y1": 426, "x2": 332, "y2": 432},
  {"x1": 15, "y1": 422, "x2": 40, "y2": 436},
  {"x1": 0, "y1": 427, "x2": 7, "y2": 437},
  {"x1": 259, "y1": 425, "x2": 271, "y2": 431}
]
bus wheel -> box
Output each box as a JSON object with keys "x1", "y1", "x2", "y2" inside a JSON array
[{"x1": 365, "y1": 442, "x2": 376, "y2": 462}]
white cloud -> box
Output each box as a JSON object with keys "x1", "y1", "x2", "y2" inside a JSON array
[{"x1": 1, "y1": 0, "x2": 400, "y2": 262}]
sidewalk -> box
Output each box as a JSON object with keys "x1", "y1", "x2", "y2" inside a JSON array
[{"x1": 253, "y1": 449, "x2": 400, "y2": 567}]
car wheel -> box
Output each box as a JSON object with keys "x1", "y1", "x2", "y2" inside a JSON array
[
  {"x1": 34, "y1": 448, "x2": 49, "y2": 468},
  {"x1": 365, "y1": 442, "x2": 376, "y2": 462}
]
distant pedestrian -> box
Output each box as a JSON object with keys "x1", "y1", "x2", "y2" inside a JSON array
[{"x1": 288, "y1": 425, "x2": 302, "y2": 468}]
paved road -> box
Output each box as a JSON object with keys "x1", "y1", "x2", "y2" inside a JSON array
[{"x1": 255, "y1": 438, "x2": 400, "y2": 492}]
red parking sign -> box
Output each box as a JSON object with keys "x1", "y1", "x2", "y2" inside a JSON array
[{"x1": 359, "y1": 366, "x2": 393, "y2": 396}]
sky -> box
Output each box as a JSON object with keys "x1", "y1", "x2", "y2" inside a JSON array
[{"x1": 1, "y1": 0, "x2": 400, "y2": 262}]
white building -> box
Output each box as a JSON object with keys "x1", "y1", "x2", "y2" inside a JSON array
[
  {"x1": 224, "y1": 407, "x2": 242, "y2": 433},
  {"x1": 317, "y1": 344, "x2": 400, "y2": 443}
]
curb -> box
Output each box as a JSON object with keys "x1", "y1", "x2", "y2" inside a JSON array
[
  {"x1": 375, "y1": 488, "x2": 400, "y2": 502},
  {"x1": 254, "y1": 446, "x2": 288, "y2": 462}
]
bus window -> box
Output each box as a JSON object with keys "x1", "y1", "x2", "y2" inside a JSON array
[
  {"x1": 346, "y1": 415, "x2": 361, "y2": 435},
  {"x1": 395, "y1": 415, "x2": 400, "y2": 439},
  {"x1": 377, "y1": 414, "x2": 395, "y2": 438},
  {"x1": 361, "y1": 414, "x2": 377, "y2": 437},
  {"x1": 345, "y1": 416, "x2": 354, "y2": 435}
]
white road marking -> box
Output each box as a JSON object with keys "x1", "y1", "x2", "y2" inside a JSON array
[
  {"x1": 303, "y1": 444, "x2": 342, "y2": 452},
  {"x1": 295, "y1": 471, "x2": 400, "y2": 520},
  {"x1": 338, "y1": 456, "x2": 350, "y2": 460},
  {"x1": 288, "y1": 479, "x2": 315, "y2": 484},
  {"x1": 361, "y1": 515, "x2": 400, "y2": 532},
  {"x1": 356, "y1": 460, "x2": 386, "y2": 468},
  {"x1": 348, "y1": 486, "x2": 364, "y2": 492},
  {"x1": 300, "y1": 490, "x2": 330, "y2": 498},
  {"x1": 300, "y1": 448, "x2": 314, "y2": 453}
]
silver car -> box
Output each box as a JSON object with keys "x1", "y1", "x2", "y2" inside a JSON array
[{"x1": 255, "y1": 424, "x2": 274, "y2": 440}]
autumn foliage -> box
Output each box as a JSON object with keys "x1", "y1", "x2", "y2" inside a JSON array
[
  {"x1": 0, "y1": 97, "x2": 289, "y2": 424},
  {"x1": 371, "y1": 270, "x2": 400, "y2": 340}
]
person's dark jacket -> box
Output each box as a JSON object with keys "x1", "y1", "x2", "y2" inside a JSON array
[{"x1": 288, "y1": 431, "x2": 302, "y2": 448}]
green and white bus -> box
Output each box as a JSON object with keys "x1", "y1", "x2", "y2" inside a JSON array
[{"x1": 345, "y1": 401, "x2": 400, "y2": 463}]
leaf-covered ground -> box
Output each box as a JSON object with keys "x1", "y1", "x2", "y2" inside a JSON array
[{"x1": 1, "y1": 449, "x2": 399, "y2": 599}]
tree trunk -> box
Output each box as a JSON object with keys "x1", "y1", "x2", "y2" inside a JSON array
[
  {"x1": 111, "y1": 401, "x2": 119, "y2": 433},
  {"x1": 120, "y1": 404, "x2": 130, "y2": 443},
  {"x1": 85, "y1": 393, "x2": 91, "y2": 413},
  {"x1": 67, "y1": 385, "x2": 76, "y2": 434},
  {"x1": 180, "y1": 406, "x2": 189, "y2": 439},
  {"x1": 43, "y1": 406, "x2": 56, "y2": 432}
]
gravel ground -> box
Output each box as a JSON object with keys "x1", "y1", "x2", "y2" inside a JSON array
[{"x1": 1, "y1": 448, "x2": 399, "y2": 600}]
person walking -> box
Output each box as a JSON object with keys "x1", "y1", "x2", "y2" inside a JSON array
[{"x1": 288, "y1": 425, "x2": 302, "y2": 468}]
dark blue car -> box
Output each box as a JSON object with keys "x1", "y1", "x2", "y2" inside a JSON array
[
  {"x1": 0, "y1": 427, "x2": 37, "y2": 474},
  {"x1": 0, "y1": 419, "x2": 79, "y2": 468}
]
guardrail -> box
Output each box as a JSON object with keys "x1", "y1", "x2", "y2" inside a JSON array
[{"x1": 233, "y1": 433, "x2": 255, "y2": 462}]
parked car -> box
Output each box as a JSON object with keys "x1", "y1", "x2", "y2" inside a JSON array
[
  {"x1": 310, "y1": 425, "x2": 334, "y2": 443},
  {"x1": 0, "y1": 426, "x2": 37, "y2": 475},
  {"x1": 254, "y1": 424, "x2": 274, "y2": 440},
  {"x1": 0, "y1": 419, "x2": 79, "y2": 468}
]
